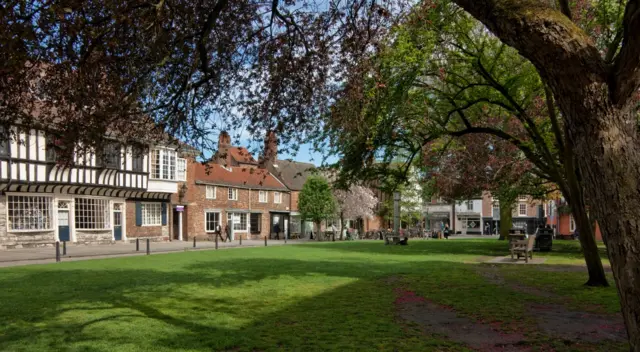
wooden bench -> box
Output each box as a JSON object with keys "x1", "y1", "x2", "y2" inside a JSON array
[{"x1": 510, "y1": 236, "x2": 536, "y2": 263}]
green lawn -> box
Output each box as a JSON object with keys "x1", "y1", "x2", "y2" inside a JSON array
[{"x1": 0, "y1": 239, "x2": 624, "y2": 351}]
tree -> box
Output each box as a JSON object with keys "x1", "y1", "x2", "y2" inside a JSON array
[
  {"x1": 424, "y1": 134, "x2": 552, "y2": 240},
  {"x1": 298, "y1": 175, "x2": 337, "y2": 241},
  {"x1": 325, "y1": 1, "x2": 609, "y2": 287},
  {"x1": 333, "y1": 185, "x2": 378, "y2": 239}
]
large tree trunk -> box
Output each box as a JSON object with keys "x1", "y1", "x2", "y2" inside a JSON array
[
  {"x1": 563, "y1": 142, "x2": 609, "y2": 287},
  {"x1": 570, "y1": 108, "x2": 640, "y2": 348},
  {"x1": 498, "y1": 198, "x2": 513, "y2": 241},
  {"x1": 340, "y1": 211, "x2": 345, "y2": 241}
]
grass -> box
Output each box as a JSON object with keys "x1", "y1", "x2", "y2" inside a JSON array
[{"x1": 0, "y1": 239, "x2": 624, "y2": 351}]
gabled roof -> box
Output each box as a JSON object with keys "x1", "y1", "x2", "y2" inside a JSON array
[
  {"x1": 228, "y1": 147, "x2": 257, "y2": 164},
  {"x1": 194, "y1": 163, "x2": 288, "y2": 191},
  {"x1": 270, "y1": 159, "x2": 316, "y2": 191}
]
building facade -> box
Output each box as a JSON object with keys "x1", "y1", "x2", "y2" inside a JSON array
[{"x1": 0, "y1": 125, "x2": 185, "y2": 249}]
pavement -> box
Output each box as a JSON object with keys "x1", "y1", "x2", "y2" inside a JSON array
[{"x1": 0, "y1": 239, "x2": 309, "y2": 268}]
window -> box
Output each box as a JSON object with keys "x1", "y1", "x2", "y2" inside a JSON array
[
  {"x1": 206, "y1": 186, "x2": 217, "y2": 199},
  {"x1": 518, "y1": 195, "x2": 528, "y2": 201},
  {"x1": 141, "y1": 202, "x2": 162, "y2": 226},
  {"x1": 259, "y1": 191, "x2": 267, "y2": 203},
  {"x1": 0, "y1": 126, "x2": 8, "y2": 157},
  {"x1": 547, "y1": 201, "x2": 553, "y2": 217},
  {"x1": 227, "y1": 212, "x2": 247, "y2": 231},
  {"x1": 176, "y1": 158, "x2": 187, "y2": 181},
  {"x1": 250, "y1": 213, "x2": 262, "y2": 234},
  {"x1": 75, "y1": 198, "x2": 110, "y2": 229},
  {"x1": 150, "y1": 148, "x2": 176, "y2": 180},
  {"x1": 519, "y1": 203, "x2": 527, "y2": 216},
  {"x1": 570, "y1": 215, "x2": 576, "y2": 232},
  {"x1": 98, "y1": 142, "x2": 121, "y2": 169},
  {"x1": 45, "y1": 133, "x2": 62, "y2": 162},
  {"x1": 492, "y1": 203, "x2": 500, "y2": 217},
  {"x1": 228, "y1": 188, "x2": 238, "y2": 200},
  {"x1": 205, "y1": 211, "x2": 220, "y2": 232},
  {"x1": 132, "y1": 146, "x2": 146, "y2": 172},
  {"x1": 466, "y1": 200, "x2": 474, "y2": 211},
  {"x1": 274, "y1": 192, "x2": 281, "y2": 204},
  {"x1": 7, "y1": 195, "x2": 53, "y2": 231}
]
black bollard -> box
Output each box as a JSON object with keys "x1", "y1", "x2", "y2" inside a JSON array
[
  {"x1": 332, "y1": 233, "x2": 335, "y2": 242},
  {"x1": 264, "y1": 236, "x2": 267, "y2": 247},
  {"x1": 193, "y1": 236, "x2": 196, "y2": 248},
  {"x1": 239, "y1": 236, "x2": 242, "y2": 245},
  {"x1": 55, "y1": 241, "x2": 60, "y2": 262},
  {"x1": 215, "y1": 235, "x2": 218, "y2": 250},
  {"x1": 63, "y1": 241, "x2": 67, "y2": 256},
  {"x1": 136, "y1": 238, "x2": 140, "y2": 252},
  {"x1": 146, "y1": 238, "x2": 150, "y2": 255}
]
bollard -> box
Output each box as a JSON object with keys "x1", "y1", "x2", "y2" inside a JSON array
[
  {"x1": 146, "y1": 238, "x2": 150, "y2": 255},
  {"x1": 332, "y1": 233, "x2": 335, "y2": 242},
  {"x1": 193, "y1": 236, "x2": 196, "y2": 248},
  {"x1": 215, "y1": 235, "x2": 218, "y2": 250},
  {"x1": 136, "y1": 238, "x2": 140, "y2": 252},
  {"x1": 264, "y1": 236, "x2": 267, "y2": 247},
  {"x1": 63, "y1": 241, "x2": 67, "y2": 256},
  {"x1": 284, "y1": 235, "x2": 287, "y2": 244},
  {"x1": 55, "y1": 241, "x2": 61, "y2": 262},
  {"x1": 239, "y1": 236, "x2": 242, "y2": 245}
]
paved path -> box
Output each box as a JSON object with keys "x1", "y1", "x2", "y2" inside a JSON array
[{"x1": 0, "y1": 239, "x2": 309, "y2": 268}]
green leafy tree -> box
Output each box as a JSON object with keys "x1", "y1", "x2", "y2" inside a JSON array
[{"x1": 298, "y1": 176, "x2": 337, "y2": 241}]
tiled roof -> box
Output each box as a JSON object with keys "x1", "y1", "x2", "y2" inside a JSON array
[
  {"x1": 228, "y1": 147, "x2": 257, "y2": 164},
  {"x1": 270, "y1": 159, "x2": 316, "y2": 191},
  {"x1": 194, "y1": 163, "x2": 288, "y2": 191}
]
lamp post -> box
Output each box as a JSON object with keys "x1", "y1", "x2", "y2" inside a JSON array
[{"x1": 393, "y1": 192, "x2": 401, "y2": 233}]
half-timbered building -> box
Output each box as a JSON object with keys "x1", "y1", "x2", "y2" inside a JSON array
[{"x1": 0, "y1": 125, "x2": 187, "y2": 249}]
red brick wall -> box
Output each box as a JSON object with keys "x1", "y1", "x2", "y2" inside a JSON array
[
  {"x1": 290, "y1": 191, "x2": 300, "y2": 211},
  {"x1": 546, "y1": 212, "x2": 603, "y2": 241},
  {"x1": 482, "y1": 193, "x2": 493, "y2": 217},
  {"x1": 124, "y1": 200, "x2": 170, "y2": 241}
]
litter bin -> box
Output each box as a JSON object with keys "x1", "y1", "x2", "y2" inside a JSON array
[{"x1": 534, "y1": 228, "x2": 553, "y2": 252}]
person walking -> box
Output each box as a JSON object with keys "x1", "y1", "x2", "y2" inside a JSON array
[
  {"x1": 444, "y1": 224, "x2": 450, "y2": 239},
  {"x1": 274, "y1": 223, "x2": 281, "y2": 240}
]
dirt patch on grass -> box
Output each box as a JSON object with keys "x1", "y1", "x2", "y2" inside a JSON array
[
  {"x1": 528, "y1": 303, "x2": 627, "y2": 343},
  {"x1": 394, "y1": 288, "x2": 531, "y2": 352},
  {"x1": 475, "y1": 265, "x2": 558, "y2": 298}
]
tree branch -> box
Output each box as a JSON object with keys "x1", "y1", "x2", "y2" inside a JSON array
[
  {"x1": 544, "y1": 84, "x2": 565, "y2": 155},
  {"x1": 611, "y1": 0, "x2": 640, "y2": 106},
  {"x1": 558, "y1": 0, "x2": 572, "y2": 19}
]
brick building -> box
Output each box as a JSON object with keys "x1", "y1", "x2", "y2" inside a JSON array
[{"x1": 173, "y1": 132, "x2": 291, "y2": 240}]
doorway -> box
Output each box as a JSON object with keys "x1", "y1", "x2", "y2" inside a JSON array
[
  {"x1": 113, "y1": 203, "x2": 123, "y2": 241},
  {"x1": 57, "y1": 201, "x2": 70, "y2": 242}
]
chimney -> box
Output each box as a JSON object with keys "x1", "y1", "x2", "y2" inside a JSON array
[
  {"x1": 259, "y1": 130, "x2": 278, "y2": 168},
  {"x1": 217, "y1": 131, "x2": 231, "y2": 166}
]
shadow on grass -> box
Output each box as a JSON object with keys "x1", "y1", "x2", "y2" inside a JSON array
[
  {"x1": 0, "y1": 243, "x2": 619, "y2": 352},
  {"x1": 297, "y1": 238, "x2": 606, "y2": 261}
]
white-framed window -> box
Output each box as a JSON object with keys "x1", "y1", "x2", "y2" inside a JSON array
[
  {"x1": 205, "y1": 211, "x2": 220, "y2": 232},
  {"x1": 75, "y1": 198, "x2": 110, "y2": 229},
  {"x1": 176, "y1": 158, "x2": 187, "y2": 181},
  {"x1": 228, "y1": 188, "x2": 238, "y2": 201},
  {"x1": 466, "y1": 200, "x2": 473, "y2": 211},
  {"x1": 259, "y1": 191, "x2": 267, "y2": 203},
  {"x1": 518, "y1": 195, "x2": 528, "y2": 201},
  {"x1": 227, "y1": 212, "x2": 247, "y2": 231},
  {"x1": 274, "y1": 192, "x2": 281, "y2": 204},
  {"x1": 519, "y1": 203, "x2": 527, "y2": 216},
  {"x1": 547, "y1": 201, "x2": 553, "y2": 217},
  {"x1": 150, "y1": 148, "x2": 177, "y2": 180},
  {"x1": 492, "y1": 203, "x2": 500, "y2": 217},
  {"x1": 141, "y1": 202, "x2": 162, "y2": 226},
  {"x1": 570, "y1": 215, "x2": 576, "y2": 232},
  {"x1": 7, "y1": 195, "x2": 53, "y2": 231},
  {"x1": 206, "y1": 186, "x2": 217, "y2": 199}
]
